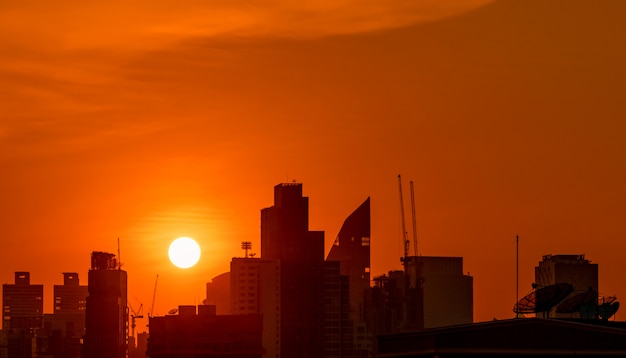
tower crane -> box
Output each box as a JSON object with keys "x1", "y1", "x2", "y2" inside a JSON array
[{"x1": 129, "y1": 302, "x2": 144, "y2": 340}]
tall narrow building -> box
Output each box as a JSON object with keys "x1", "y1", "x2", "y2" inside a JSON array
[
  {"x1": 231, "y1": 257, "x2": 280, "y2": 358},
  {"x1": 2, "y1": 272, "x2": 44, "y2": 331},
  {"x1": 261, "y1": 183, "x2": 325, "y2": 358},
  {"x1": 84, "y1": 252, "x2": 128, "y2": 358},
  {"x1": 326, "y1": 197, "x2": 371, "y2": 356}
]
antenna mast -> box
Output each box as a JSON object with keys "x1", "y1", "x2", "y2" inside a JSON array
[
  {"x1": 398, "y1": 175, "x2": 409, "y2": 262},
  {"x1": 117, "y1": 237, "x2": 121, "y2": 270},
  {"x1": 409, "y1": 181, "x2": 418, "y2": 257}
]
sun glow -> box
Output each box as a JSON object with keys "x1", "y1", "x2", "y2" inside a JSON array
[{"x1": 168, "y1": 237, "x2": 201, "y2": 268}]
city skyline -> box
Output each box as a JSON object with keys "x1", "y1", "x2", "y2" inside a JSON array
[{"x1": 2, "y1": 0, "x2": 626, "y2": 329}]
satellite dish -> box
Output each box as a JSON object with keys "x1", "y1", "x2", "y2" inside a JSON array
[
  {"x1": 598, "y1": 301, "x2": 620, "y2": 320},
  {"x1": 168, "y1": 308, "x2": 178, "y2": 315},
  {"x1": 556, "y1": 290, "x2": 597, "y2": 314},
  {"x1": 514, "y1": 283, "x2": 574, "y2": 314}
]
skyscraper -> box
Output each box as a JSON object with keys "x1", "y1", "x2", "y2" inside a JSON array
[
  {"x1": 2, "y1": 272, "x2": 44, "y2": 331},
  {"x1": 326, "y1": 197, "x2": 371, "y2": 356},
  {"x1": 84, "y1": 252, "x2": 128, "y2": 358},
  {"x1": 261, "y1": 183, "x2": 324, "y2": 358}
]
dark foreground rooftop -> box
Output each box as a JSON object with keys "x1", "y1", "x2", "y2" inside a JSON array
[{"x1": 377, "y1": 318, "x2": 626, "y2": 357}]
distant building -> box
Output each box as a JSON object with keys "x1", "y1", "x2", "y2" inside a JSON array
[
  {"x1": 2, "y1": 272, "x2": 44, "y2": 332},
  {"x1": 322, "y1": 260, "x2": 353, "y2": 358},
  {"x1": 205, "y1": 272, "x2": 231, "y2": 315},
  {"x1": 326, "y1": 197, "x2": 371, "y2": 356},
  {"x1": 535, "y1": 254, "x2": 599, "y2": 318},
  {"x1": 84, "y1": 252, "x2": 128, "y2": 358},
  {"x1": 146, "y1": 305, "x2": 263, "y2": 358},
  {"x1": 261, "y1": 183, "x2": 325, "y2": 358},
  {"x1": 230, "y1": 257, "x2": 280, "y2": 358},
  {"x1": 418, "y1": 256, "x2": 473, "y2": 328},
  {"x1": 40, "y1": 273, "x2": 87, "y2": 358},
  {"x1": 367, "y1": 256, "x2": 473, "y2": 337}
]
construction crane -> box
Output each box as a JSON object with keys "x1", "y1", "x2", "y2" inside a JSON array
[
  {"x1": 149, "y1": 274, "x2": 159, "y2": 317},
  {"x1": 129, "y1": 302, "x2": 144, "y2": 340},
  {"x1": 398, "y1": 175, "x2": 410, "y2": 264},
  {"x1": 410, "y1": 180, "x2": 418, "y2": 257}
]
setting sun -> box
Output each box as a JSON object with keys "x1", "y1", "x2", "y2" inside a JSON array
[{"x1": 168, "y1": 237, "x2": 201, "y2": 268}]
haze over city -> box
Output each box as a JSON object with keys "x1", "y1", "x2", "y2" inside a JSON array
[{"x1": 1, "y1": 0, "x2": 625, "y2": 335}]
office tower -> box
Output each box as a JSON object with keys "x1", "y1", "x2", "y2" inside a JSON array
[
  {"x1": 535, "y1": 254, "x2": 598, "y2": 318},
  {"x1": 2, "y1": 272, "x2": 44, "y2": 331},
  {"x1": 231, "y1": 257, "x2": 280, "y2": 358},
  {"x1": 261, "y1": 183, "x2": 325, "y2": 358},
  {"x1": 147, "y1": 305, "x2": 263, "y2": 358},
  {"x1": 84, "y1": 252, "x2": 128, "y2": 358},
  {"x1": 326, "y1": 197, "x2": 371, "y2": 356},
  {"x1": 205, "y1": 272, "x2": 231, "y2": 314},
  {"x1": 43, "y1": 273, "x2": 88, "y2": 358},
  {"x1": 54, "y1": 273, "x2": 87, "y2": 314}
]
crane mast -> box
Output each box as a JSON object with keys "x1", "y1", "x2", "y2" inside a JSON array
[
  {"x1": 410, "y1": 180, "x2": 418, "y2": 257},
  {"x1": 398, "y1": 174, "x2": 409, "y2": 262},
  {"x1": 149, "y1": 274, "x2": 159, "y2": 317}
]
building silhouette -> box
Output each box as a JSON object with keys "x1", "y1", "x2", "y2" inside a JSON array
[
  {"x1": 322, "y1": 260, "x2": 353, "y2": 358},
  {"x1": 2, "y1": 272, "x2": 44, "y2": 332},
  {"x1": 205, "y1": 272, "x2": 231, "y2": 315},
  {"x1": 40, "y1": 273, "x2": 87, "y2": 358},
  {"x1": 261, "y1": 183, "x2": 325, "y2": 358},
  {"x1": 83, "y1": 252, "x2": 128, "y2": 358},
  {"x1": 231, "y1": 257, "x2": 280, "y2": 358},
  {"x1": 2, "y1": 272, "x2": 44, "y2": 358},
  {"x1": 367, "y1": 256, "x2": 473, "y2": 339},
  {"x1": 146, "y1": 305, "x2": 264, "y2": 358},
  {"x1": 326, "y1": 197, "x2": 371, "y2": 357},
  {"x1": 535, "y1": 254, "x2": 598, "y2": 318}
]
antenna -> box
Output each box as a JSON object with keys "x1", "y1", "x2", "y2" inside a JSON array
[
  {"x1": 398, "y1": 175, "x2": 409, "y2": 262},
  {"x1": 409, "y1": 181, "x2": 418, "y2": 257},
  {"x1": 516, "y1": 235, "x2": 519, "y2": 318},
  {"x1": 241, "y1": 242, "x2": 252, "y2": 258},
  {"x1": 117, "y1": 237, "x2": 121, "y2": 270}
]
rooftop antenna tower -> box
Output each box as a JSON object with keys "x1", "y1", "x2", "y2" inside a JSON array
[
  {"x1": 241, "y1": 242, "x2": 252, "y2": 258},
  {"x1": 398, "y1": 175, "x2": 409, "y2": 263},
  {"x1": 117, "y1": 237, "x2": 122, "y2": 270},
  {"x1": 409, "y1": 181, "x2": 418, "y2": 257}
]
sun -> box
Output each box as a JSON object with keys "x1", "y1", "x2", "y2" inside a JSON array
[{"x1": 168, "y1": 237, "x2": 201, "y2": 269}]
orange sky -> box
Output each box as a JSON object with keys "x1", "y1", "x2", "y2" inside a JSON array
[{"x1": 2, "y1": 0, "x2": 626, "y2": 330}]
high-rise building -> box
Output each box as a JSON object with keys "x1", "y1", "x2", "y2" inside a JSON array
[
  {"x1": 84, "y1": 252, "x2": 128, "y2": 358},
  {"x1": 2, "y1": 272, "x2": 44, "y2": 331},
  {"x1": 322, "y1": 260, "x2": 353, "y2": 358},
  {"x1": 231, "y1": 257, "x2": 280, "y2": 358},
  {"x1": 261, "y1": 183, "x2": 325, "y2": 358},
  {"x1": 535, "y1": 254, "x2": 598, "y2": 318},
  {"x1": 42, "y1": 272, "x2": 88, "y2": 358},
  {"x1": 54, "y1": 272, "x2": 87, "y2": 315},
  {"x1": 205, "y1": 272, "x2": 231, "y2": 315},
  {"x1": 326, "y1": 197, "x2": 371, "y2": 356}
]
